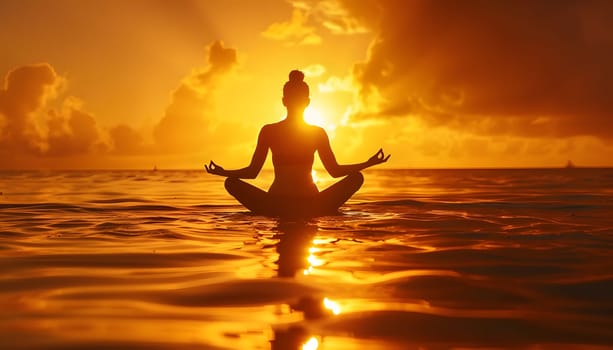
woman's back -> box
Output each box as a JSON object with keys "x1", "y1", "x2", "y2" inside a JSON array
[{"x1": 264, "y1": 120, "x2": 323, "y2": 196}]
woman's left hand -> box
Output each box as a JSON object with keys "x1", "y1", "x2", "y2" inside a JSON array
[{"x1": 368, "y1": 148, "x2": 391, "y2": 166}]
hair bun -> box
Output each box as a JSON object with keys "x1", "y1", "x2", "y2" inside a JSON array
[{"x1": 289, "y1": 70, "x2": 304, "y2": 82}]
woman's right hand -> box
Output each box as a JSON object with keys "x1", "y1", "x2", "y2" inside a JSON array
[{"x1": 205, "y1": 160, "x2": 226, "y2": 176}]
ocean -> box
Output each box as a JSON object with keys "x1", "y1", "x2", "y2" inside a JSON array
[{"x1": 1, "y1": 169, "x2": 612, "y2": 349}]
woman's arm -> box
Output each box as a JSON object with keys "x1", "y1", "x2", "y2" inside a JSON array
[
  {"x1": 317, "y1": 129, "x2": 390, "y2": 178},
  {"x1": 205, "y1": 127, "x2": 269, "y2": 179}
]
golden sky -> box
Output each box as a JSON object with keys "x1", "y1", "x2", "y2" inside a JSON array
[{"x1": 1, "y1": 0, "x2": 613, "y2": 169}]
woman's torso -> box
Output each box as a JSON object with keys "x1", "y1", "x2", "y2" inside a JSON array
[{"x1": 264, "y1": 121, "x2": 322, "y2": 197}]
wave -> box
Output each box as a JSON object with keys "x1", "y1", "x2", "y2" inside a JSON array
[
  {"x1": 87, "y1": 197, "x2": 154, "y2": 204},
  {"x1": 360, "y1": 195, "x2": 610, "y2": 211},
  {"x1": 2, "y1": 251, "x2": 249, "y2": 271},
  {"x1": 0, "y1": 202, "x2": 234, "y2": 212},
  {"x1": 318, "y1": 309, "x2": 613, "y2": 345},
  {"x1": 0, "y1": 202, "x2": 90, "y2": 212}
]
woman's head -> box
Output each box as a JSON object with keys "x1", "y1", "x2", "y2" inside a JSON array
[{"x1": 283, "y1": 70, "x2": 310, "y2": 110}]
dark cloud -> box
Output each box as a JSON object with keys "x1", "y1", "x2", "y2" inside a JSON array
[
  {"x1": 153, "y1": 40, "x2": 237, "y2": 152},
  {"x1": 342, "y1": 0, "x2": 613, "y2": 138}
]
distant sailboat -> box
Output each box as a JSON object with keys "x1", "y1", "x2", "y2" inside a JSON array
[
  {"x1": 565, "y1": 160, "x2": 575, "y2": 168},
  {"x1": 152, "y1": 165, "x2": 158, "y2": 171}
]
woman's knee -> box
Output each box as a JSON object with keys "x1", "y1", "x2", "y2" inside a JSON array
[
  {"x1": 224, "y1": 177, "x2": 241, "y2": 193},
  {"x1": 338, "y1": 172, "x2": 363, "y2": 193},
  {"x1": 348, "y1": 172, "x2": 364, "y2": 186}
]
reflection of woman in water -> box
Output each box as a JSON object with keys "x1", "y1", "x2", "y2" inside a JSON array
[
  {"x1": 205, "y1": 70, "x2": 390, "y2": 216},
  {"x1": 273, "y1": 221, "x2": 317, "y2": 277}
]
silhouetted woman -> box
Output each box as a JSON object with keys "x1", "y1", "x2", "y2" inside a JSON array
[{"x1": 205, "y1": 70, "x2": 390, "y2": 217}]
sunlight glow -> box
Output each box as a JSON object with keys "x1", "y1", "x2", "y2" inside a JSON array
[
  {"x1": 301, "y1": 336, "x2": 319, "y2": 350},
  {"x1": 304, "y1": 106, "x2": 326, "y2": 127},
  {"x1": 323, "y1": 297, "x2": 341, "y2": 315}
]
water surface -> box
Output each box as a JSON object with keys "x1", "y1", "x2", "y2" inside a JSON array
[{"x1": 1, "y1": 169, "x2": 612, "y2": 349}]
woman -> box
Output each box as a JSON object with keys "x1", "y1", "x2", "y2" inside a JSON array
[{"x1": 205, "y1": 70, "x2": 390, "y2": 217}]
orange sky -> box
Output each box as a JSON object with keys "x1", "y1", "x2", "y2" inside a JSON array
[{"x1": 1, "y1": 0, "x2": 613, "y2": 169}]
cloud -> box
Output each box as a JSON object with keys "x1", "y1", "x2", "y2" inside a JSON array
[
  {"x1": 262, "y1": 1, "x2": 369, "y2": 45},
  {"x1": 262, "y1": 8, "x2": 322, "y2": 45},
  {"x1": 310, "y1": 0, "x2": 370, "y2": 35},
  {"x1": 0, "y1": 63, "x2": 103, "y2": 159},
  {"x1": 0, "y1": 40, "x2": 243, "y2": 168},
  {"x1": 109, "y1": 124, "x2": 146, "y2": 155},
  {"x1": 318, "y1": 75, "x2": 353, "y2": 93},
  {"x1": 153, "y1": 40, "x2": 238, "y2": 152},
  {"x1": 46, "y1": 97, "x2": 104, "y2": 156},
  {"x1": 340, "y1": 0, "x2": 613, "y2": 138},
  {"x1": 302, "y1": 64, "x2": 326, "y2": 77},
  {"x1": 0, "y1": 63, "x2": 58, "y2": 154}
]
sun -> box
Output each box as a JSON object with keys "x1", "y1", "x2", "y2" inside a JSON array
[
  {"x1": 303, "y1": 104, "x2": 338, "y2": 136},
  {"x1": 304, "y1": 105, "x2": 326, "y2": 127}
]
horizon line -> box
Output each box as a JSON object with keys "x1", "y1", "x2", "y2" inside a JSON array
[{"x1": 1, "y1": 166, "x2": 612, "y2": 171}]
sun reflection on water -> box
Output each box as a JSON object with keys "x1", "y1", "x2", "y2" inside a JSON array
[
  {"x1": 301, "y1": 336, "x2": 319, "y2": 350},
  {"x1": 323, "y1": 297, "x2": 341, "y2": 315},
  {"x1": 306, "y1": 252, "x2": 324, "y2": 267},
  {"x1": 303, "y1": 239, "x2": 326, "y2": 275}
]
